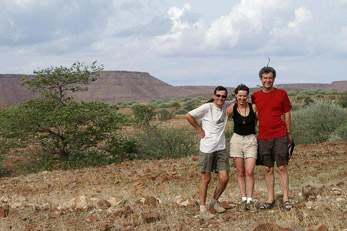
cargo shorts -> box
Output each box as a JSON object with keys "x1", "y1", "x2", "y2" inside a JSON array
[
  {"x1": 199, "y1": 149, "x2": 230, "y2": 173},
  {"x1": 258, "y1": 136, "x2": 289, "y2": 167}
]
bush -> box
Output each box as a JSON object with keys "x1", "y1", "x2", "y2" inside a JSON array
[
  {"x1": 287, "y1": 91, "x2": 297, "y2": 96},
  {"x1": 291, "y1": 101, "x2": 346, "y2": 144},
  {"x1": 183, "y1": 99, "x2": 200, "y2": 111},
  {"x1": 173, "y1": 108, "x2": 188, "y2": 115},
  {"x1": 131, "y1": 104, "x2": 155, "y2": 124},
  {"x1": 291, "y1": 103, "x2": 302, "y2": 111},
  {"x1": 314, "y1": 88, "x2": 326, "y2": 94},
  {"x1": 167, "y1": 101, "x2": 180, "y2": 107},
  {"x1": 157, "y1": 109, "x2": 172, "y2": 121},
  {"x1": 135, "y1": 125, "x2": 199, "y2": 159},
  {"x1": 328, "y1": 122, "x2": 347, "y2": 142},
  {"x1": 157, "y1": 103, "x2": 169, "y2": 108},
  {"x1": 325, "y1": 89, "x2": 338, "y2": 95},
  {"x1": 337, "y1": 95, "x2": 347, "y2": 108}
]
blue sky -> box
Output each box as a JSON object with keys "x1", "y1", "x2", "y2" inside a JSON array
[{"x1": 1, "y1": 0, "x2": 346, "y2": 87}]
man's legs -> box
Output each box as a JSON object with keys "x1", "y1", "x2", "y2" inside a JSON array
[
  {"x1": 199, "y1": 172, "x2": 211, "y2": 206},
  {"x1": 278, "y1": 165, "x2": 289, "y2": 202},
  {"x1": 212, "y1": 170, "x2": 229, "y2": 200},
  {"x1": 264, "y1": 166, "x2": 275, "y2": 203}
]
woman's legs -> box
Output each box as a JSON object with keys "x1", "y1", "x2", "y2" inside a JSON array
[
  {"x1": 244, "y1": 157, "x2": 256, "y2": 198},
  {"x1": 234, "y1": 158, "x2": 246, "y2": 198}
]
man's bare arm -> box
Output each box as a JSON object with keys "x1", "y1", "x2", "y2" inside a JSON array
[
  {"x1": 284, "y1": 111, "x2": 292, "y2": 143},
  {"x1": 185, "y1": 113, "x2": 205, "y2": 138}
]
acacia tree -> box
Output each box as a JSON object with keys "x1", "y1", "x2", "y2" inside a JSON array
[{"x1": 0, "y1": 62, "x2": 130, "y2": 169}]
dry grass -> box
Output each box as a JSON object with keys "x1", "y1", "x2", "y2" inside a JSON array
[{"x1": 0, "y1": 141, "x2": 346, "y2": 230}]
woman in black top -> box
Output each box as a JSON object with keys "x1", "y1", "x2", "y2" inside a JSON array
[{"x1": 226, "y1": 84, "x2": 258, "y2": 212}]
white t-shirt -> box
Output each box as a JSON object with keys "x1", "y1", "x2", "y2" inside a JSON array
[{"x1": 189, "y1": 101, "x2": 233, "y2": 153}]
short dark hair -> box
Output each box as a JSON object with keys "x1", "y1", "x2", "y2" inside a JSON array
[
  {"x1": 214, "y1": 86, "x2": 228, "y2": 95},
  {"x1": 259, "y1": 66, "x2": 276, "y2": 79},
  {"x1": 234, "y1": 84, "x2": 249, "y2": 95}
]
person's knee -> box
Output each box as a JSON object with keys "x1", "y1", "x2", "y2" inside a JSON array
[
  {"x1": 219, "y1": 174, "x2": 229, "y2": 185},
  {"x1": 278, "y1": 165, "x2": 287, "y2": 174},
  {"x1": 264, "y1": 166, "x2": 274, "y2": 174},
  {"x1": 246, "y1": 169, "x2": 254, "y2": 178},
  {"x1": 237, "y1": 169, "x2": 245, "y2": 178},
  {"x1": 201, "y1": 174, "x2": 211, "y2": 185}
]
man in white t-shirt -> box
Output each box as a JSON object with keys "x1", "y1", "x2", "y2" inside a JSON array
[{"x1": 185, "y1": 86, "x2": 233, "y2": 221}]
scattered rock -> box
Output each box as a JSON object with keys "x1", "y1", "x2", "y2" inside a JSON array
[
  {"x1": 144, "y1": 196, "x2": 159, "y2": 206},
  {"x1": 221, "y1": 201, "x2": 232, "y2": 209},
  {"x1": 331, "y1": 188, "x2": 342, "y2": 196},
  {"x1": 253, "y1": 223, "x2": 286, "y2": 231},
  {"x1": 316, "y1": 224, "x2": 329, "y2": 231},
  {"x1": 302, "y1": 185, "x2": 321, "y2": 201},
  {"x1": 143, "y1": 212, "x2": 160, "y2": 223},
  {"x1": 97, "y1": 199, "x2": 111, "y2": 209},
  {"x1": 0, "y1": 206, "x2": 9, "y2": 218}
]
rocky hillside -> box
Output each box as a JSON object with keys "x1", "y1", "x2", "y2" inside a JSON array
[
  {"x1": 0, "y1": 141, "x2": 346, "y2": 230},
  {"x1": 0, "y1": 71, "x2": 346, "y2": 107}
]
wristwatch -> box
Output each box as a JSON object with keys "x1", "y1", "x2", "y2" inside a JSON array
[{"x1": 286, "y1": 131, "x2": 291, "y2": 134}]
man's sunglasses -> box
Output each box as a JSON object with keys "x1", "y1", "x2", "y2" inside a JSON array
[{"x1": 215, "y1": 94, "x2": 227, "y2": 99}]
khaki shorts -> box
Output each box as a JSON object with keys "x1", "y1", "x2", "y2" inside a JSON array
[
  {"x1": 199, "y1": 149, "x2": 230, "y2": 173},
  {"x1": 230, "y1": 133, "x2": 257, "y2": 159},
  {"x1": 258, "y1": 136, "x2": 289, "y2": 167}
]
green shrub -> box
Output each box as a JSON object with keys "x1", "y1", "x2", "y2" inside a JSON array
[
  {"x1": 325, "y1": 89, "x2": 338, "y2": 95},
  {"x1": 167, "y1": 101, "x2": 180, "y2": 107},
  {"x1": 291, "y1": 101, "x2": 346, "y2": 144},
  {"x1": 183, "y1": 99, "x2": 200, "y2": 111},
  {"x1": 174, "y1": 109, "x2": 188, "y2": 115},
  {"x1": 135, "y1": 125, "x2": 199, "y2": 159},
  {"x1": 157, "y1": 103, "x2": 169, "y2": 108},
  {"x1": 328, "y1": 122, "x2": 347, "y2": 142},
  {"x1": 291, "y1": 103, "x2": 302, "y2": 111},
  {"x1": 314, "y1": 88, "x2": 326, "y2": 94},
  {"x1": 337, "y1": 95, "x2": 347, "y2": 108},
  {"x1": 287, "y1": 91, "x2": 297, "y2": 96},
  {"x1": 157, "y1": 109, "x2": 172, "y2": 121},
  {"x1": 131, "y1": 104, "x2": 155, "y2": 124}
]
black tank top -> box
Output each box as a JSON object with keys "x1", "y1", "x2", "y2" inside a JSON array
[{"x1": 233, "y1": 103, "x2": 256, "y2": 135}]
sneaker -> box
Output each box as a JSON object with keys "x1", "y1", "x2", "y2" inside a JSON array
[
  {"x1": 239, "y1": 201, "x2": 248, "y2": 212},
  {"x1": 199, "y1": 210, "x2": 216, "y2": 221},
  {"x1": 247, "y1": 201, "x2": 257, "y2": 213},
  {"x1": 209, "y1": 201, "x2": 226, "y2": 213}
]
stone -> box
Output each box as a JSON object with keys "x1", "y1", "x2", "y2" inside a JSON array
[
  {"x1": 143, "y1": 212, "x2": 160, "y2": 223},
  {"x1": 0, "y1": 206, "x2": 9, "y2": 217},
  {"x1": 97, "y1": 199, "x2": 111, "y2": 209},
  {"x1": 316, "y1": 224, "x2": 329, "y2": 231},
  {"x1": 302, "y1": 185, "x2": 321, "y2": 201},
  {"x1": 253, "y1": 223, "x2": 285, "y2": 231},
  {"x1": 144, "y1": 196, "x2": 159, "y2": 206}
]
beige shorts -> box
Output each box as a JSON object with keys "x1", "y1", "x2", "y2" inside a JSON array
[{"x1": 230, "y1": 133, "x2": 257, "y2": 159}]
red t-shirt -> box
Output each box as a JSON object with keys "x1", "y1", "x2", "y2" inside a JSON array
[{"x1": 251, "y1": 88, "x2": 292, "y2": 139}]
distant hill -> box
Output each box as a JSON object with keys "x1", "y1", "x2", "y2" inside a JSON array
[{"x1": 0, "y1": 71, "x2": 346, "y2": 107}]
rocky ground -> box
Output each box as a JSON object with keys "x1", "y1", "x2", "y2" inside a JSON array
[{"x1": 0, "y1": 141, "x2": 346, "y2": 231}]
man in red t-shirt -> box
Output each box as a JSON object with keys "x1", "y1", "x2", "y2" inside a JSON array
[{"x1": 251, "y1": 66, "x2": 293, "y2": 211}]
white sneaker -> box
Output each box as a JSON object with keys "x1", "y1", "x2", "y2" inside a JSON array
[
  {"x1": 209, "y1": 201, "x2": 226, "y2": 213},
  {"x1": 199, "y1": 210, "x2": 216, "y2": 221}
]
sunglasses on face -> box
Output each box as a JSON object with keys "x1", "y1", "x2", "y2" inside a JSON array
[{"x1": 215, "y1": 94, "x2": 227, "y2": 99}]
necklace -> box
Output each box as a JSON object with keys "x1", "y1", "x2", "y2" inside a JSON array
[{"x1": 237, "y1": 104, "x2": 248, "y2": 124}]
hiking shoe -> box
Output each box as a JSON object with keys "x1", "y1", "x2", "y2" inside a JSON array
[
  {"x1": 199, "y1": 210, "x2": 216, "y2": 221},
  {"x1": 247, "y1": 201, "x2": 257, "y2": 213},
  {"x1": 209, "y1": 201, "x2": 226, "y2": 213},
  {"x1": 239, "y1": 201, "x2": 248, "y2": 212}
]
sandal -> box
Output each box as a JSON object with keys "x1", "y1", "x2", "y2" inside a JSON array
[
  {"x1": 258, "y1": 200, "x2": 275, "y2": 210},
  {"x1": 283, "y1": 200, "x2": 293, "y2": 211}
]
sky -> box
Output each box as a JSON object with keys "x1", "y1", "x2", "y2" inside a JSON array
[{"x1": 1, "y1": 0, "x2": 346, "y2": 87}]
